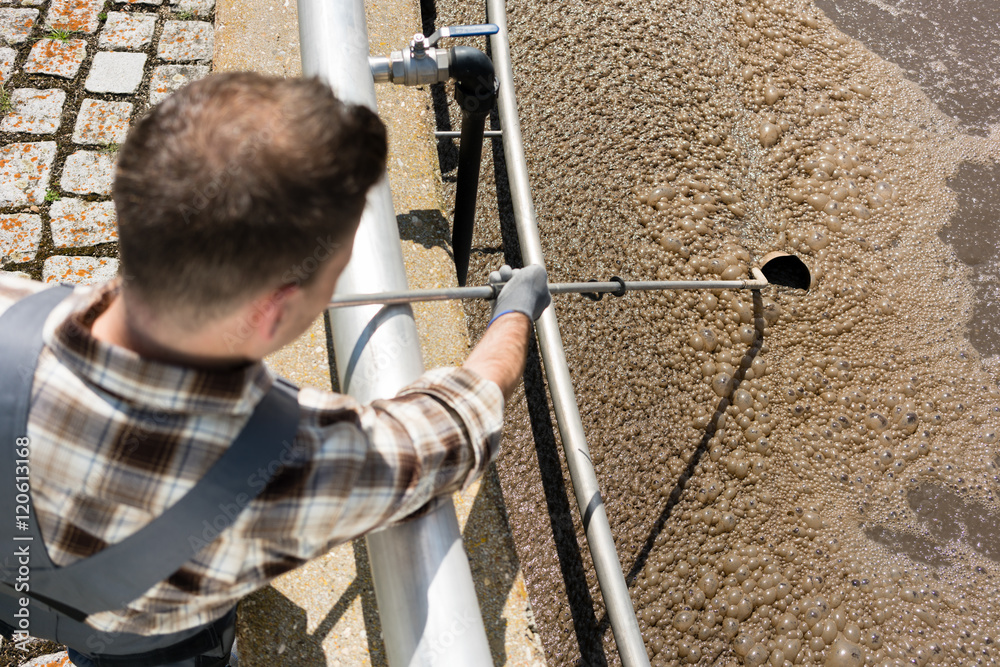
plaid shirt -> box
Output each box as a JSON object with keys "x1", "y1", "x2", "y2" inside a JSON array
[{"x1": 1, "y1": 274, "x2": 504, "y2": 636}]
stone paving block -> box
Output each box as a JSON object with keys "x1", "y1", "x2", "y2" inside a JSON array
[
  {"x1": 50, "y1": 198, "x2": 118, "y2": 247},
  {"x1": 72, "y1": 99, "x2": 132, "y2": 145},
  {"x1": 149, "y1": 64, "x2": 208, "y2": 105},
  {"x1": 0, "y1": 47, "x2": 14, "y2": 85},
  {"x1": 45, "y1": 0, "x2": 103, "y2": 33},
  {"x1": 17, "y1": 650, "x2": 71, "y2": 667},
  {"x1": 23, "y1": 38, "x2": 87, "y2": 79},
  {"x1": 0, "y1": 8, "x2": 38, "y2": 44},
  {"x1": 171, "y1": 0, "x2": 214, "y2": 16},
  {"x1": 85, "y1": 51, "x2": 146, "y2": 93},
  {"x1": 43, "y1": 255, "x2": 119, "y2": 285},
  {"x1": 0, "y1": 214, "x2": 42, "y2": 264},
  {"x1": 0, "y1": 88, "x2": 65, "y2": 134},
  {"x1": 0, "y1": 142, "x2": 57, "y2": 207},
  {"x1": 157, "y1": 20, "x2": 213, "y2": 63},
  {"x1": 97, "y1": 11, "x2": 156, "y2": 49},
  {"x1": 60, "y1": 150, "x2": 114, "y2": 195}
]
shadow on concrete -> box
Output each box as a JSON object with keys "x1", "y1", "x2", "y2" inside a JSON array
[
  {"x1": 323, "y1": 310, "x2": 340, "y2": 393},
  {"x1": 353, "y1": 539, "x2": 388, "y2": 666},
  {"x1": 461, "y1": 467, "x2": 519, "y2": 664},
  {"x1": 236, "y1": 586, "x2": 327, "y2": 665},
  {"x1": 417, "y1": 0, "x2": 460, "y2": 182},
  {"x1": 235, "y1": 545, "x2": 387, "y2": 666},
  {"x1": 397, "y1": 209, "x2": 454, "y2": 256},
  {"x1": 399, "y1": 208, "x2": 505, "y2": 263}
]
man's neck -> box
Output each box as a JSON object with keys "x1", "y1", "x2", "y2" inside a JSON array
[{"x1": 91, "y1": 293, "x2": 254, "y2": 370}]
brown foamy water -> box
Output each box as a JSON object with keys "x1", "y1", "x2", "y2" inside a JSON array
[{"x1": 431, "y1": 0, "x2": 1000, "y2": 663}]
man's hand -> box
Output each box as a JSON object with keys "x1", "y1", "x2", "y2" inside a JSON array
[
  {"x1": 464, "y1": 265, "x2": 550, "y2": 401},
  {"x1": 488, "y1": 265, "x2": 550, "y2": 326}
]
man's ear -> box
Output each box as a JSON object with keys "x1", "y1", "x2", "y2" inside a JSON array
[{"x1": 251, "y1": 282, "x2": 301, "y2": 341}]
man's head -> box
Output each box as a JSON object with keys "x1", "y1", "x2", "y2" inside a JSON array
[{"x1": 113, "y1": 73, "x2": 386, "y2": 340}]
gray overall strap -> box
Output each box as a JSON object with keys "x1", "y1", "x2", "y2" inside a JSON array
[
  {"x1": 0, "y1": 286, "x2": 301, "y2": 623},
  {"x1": 0, "y1": 285, "x2": 74, "y2": 607}
]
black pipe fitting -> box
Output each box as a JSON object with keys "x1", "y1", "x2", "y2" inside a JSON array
[
  {"x1": 449, "y1": 46, "x2": 498, "y2": 113},
  {"x1": 448, "y1": 46, "x2": 498, "y2": 286}
]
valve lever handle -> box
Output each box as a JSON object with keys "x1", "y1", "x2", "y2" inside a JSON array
[{"x1": 428, "y1": 23, "x2": 500, "y2": 46}]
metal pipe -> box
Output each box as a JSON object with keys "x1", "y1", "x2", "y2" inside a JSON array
[
  {"x1": 297, "y1": 2, "x2": 493, "y2": 665},
  {"x1": 485, "y1": 0, "x2": 651, "y2": 664},
  {"x1": 449, "y1": 45, "x2": 497, "y2": 286},
  {"x1": 452, "y1": 107, "x2": 488, "y2": 286},
  {"x1": 435, "y1": 130, "x2": 504, "y2": 139},
  {"x1": 327, "y1": 273, "x2": 770, "y2": 308},
  {"x1": 369, "y1": 55, "x2": 392, "y2": 83}
]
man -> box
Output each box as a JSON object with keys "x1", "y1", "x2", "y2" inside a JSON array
[{"x1": 0, "y1": 73, "x2": 549, "y2": 666}]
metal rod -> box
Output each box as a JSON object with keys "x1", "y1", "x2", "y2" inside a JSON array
[
  {"x1": 435, "y1": 129, "x2": 504, "y2": 138},
  {"x1": 452, "y1": 106, "x2": 489, "y2": 286},
  {"x1": 297, "y1": 1, "x2": 494, "y2": 665},
  {"x1": 327, "y1": 274, "x2": 769, "y2": 308},
  {"x1": 486, "y1": 0, "x2": 651, "y2": 664}
]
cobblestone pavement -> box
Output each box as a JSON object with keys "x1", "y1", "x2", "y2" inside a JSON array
[
  {"x1": 0, "y1": 0, "x2": 213, "y2": 286},
  {"x1": 0, "y1": 0, "x2": 214, "y2": 663}
]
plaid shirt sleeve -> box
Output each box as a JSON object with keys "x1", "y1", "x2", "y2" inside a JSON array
[{"x1": 252, "y1": 366, "x2": 505, "y2": 562}]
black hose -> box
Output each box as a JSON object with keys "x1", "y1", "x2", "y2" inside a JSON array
[{"x1": 449, "y1": 46, "x2": 498, "y2": 286}]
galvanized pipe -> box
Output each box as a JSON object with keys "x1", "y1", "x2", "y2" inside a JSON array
[
  {"x1": 297, "y1": 1, "x2": 493, "y2": 665},
  {"x1": 485, "y1": 0, "x2": 651, "y2": 664},
  {"x1": 435, "y1": 129, "x2": 504, "y2": 139}
]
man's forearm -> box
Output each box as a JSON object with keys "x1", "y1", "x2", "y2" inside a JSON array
[{"x1": 463, "y1": 313, "x2": 531, "y2": 401}]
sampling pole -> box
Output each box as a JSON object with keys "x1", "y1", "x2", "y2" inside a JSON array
[
  {"x1": 297, "y1": 1, "x2": 493, "y2": 664},
  {"x1": 485, "y1": 0, "x2": 651, "y2": 664},
  {"x1": 326, "y1": 271, "x2": 774, "y2": 308}
]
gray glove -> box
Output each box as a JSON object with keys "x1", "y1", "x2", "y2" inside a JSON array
[{"x1": 488, "y1": 264, "x2": 551, "y2": 325}]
